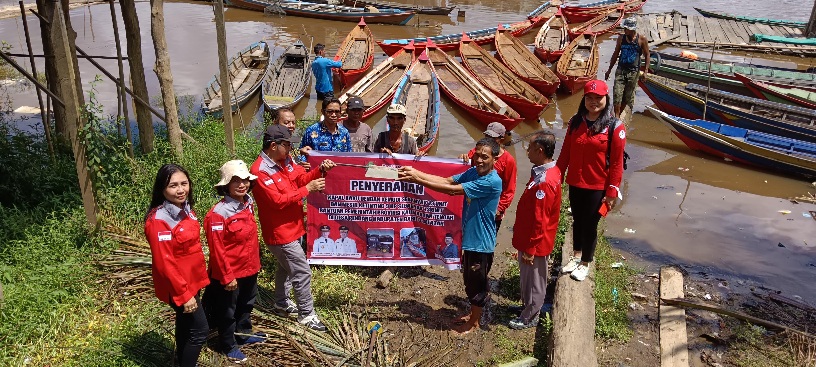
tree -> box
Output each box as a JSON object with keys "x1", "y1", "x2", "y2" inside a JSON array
[
  {"x1": 120, "y1": 0, "x2": 155, "y2": 153},
  {"x1": 214, "y1": 0, "x2": 235, "y2": 156},
  {"x1": 807, "y1": 1, "x2": 816, "y2": 38},
  {"x1": 150, "y1": 0, "x2": 183, "y2": 158}
]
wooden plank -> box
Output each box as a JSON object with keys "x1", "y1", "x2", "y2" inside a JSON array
[
  {"x1": 693, "y1": 16, "x2": 706, "y2": 43},
  {"x1": 673, "y1": 12, "x2": 681, "y2": 38},
  {"x1": 686, "y1": 16, "x2": 697, "y2": 44},
  {"x1": 745, "y1": 22, "x2": 766, "y2": 44},
  {"x1": 697, "y1": 17, "x2": 713, "y2": 43},
  {"x1": 659, "y1": 266, "x2": 690, "y2": 367},
  {"x1": 786, "y1": 25, "x2": 803, "y2": 37},
  {"x1": 649, "y1": 15, "x2": 659, "y2": 42},
  {"x1": 707, "y1": 19, "x2": 731, "y2": 44},
  {"x1": 726, "y1": 20, "x2": 750, "y2": 43}
]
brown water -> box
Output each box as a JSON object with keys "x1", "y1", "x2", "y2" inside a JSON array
[{"x1": 1, "y1": 0, "x2": 814, "y2": 302}]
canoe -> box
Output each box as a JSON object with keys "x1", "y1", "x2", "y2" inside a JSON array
[
  {"x1": 391, "y1": 51, "x2": 441, "y2": 154},
  {"x1": 649, "y1": 53, "x2": 816, "y2": 96},
  {"x1": 338, "y1": 43, "x2": 415, "y2": 120},
  {"x1": 225, "y1": 0, "x2": 415, "y2": 25},
  {"x1": 652, "y1": 51, "x2": 805, "y2": 74},
  {"x1": 334, "y1": 18, "x2": 375, "y2": 87},
  {"x1": 460, "y1": 34, "x2": 549, "y2": 119},
  {"x1": 562, "y1": 0, "x2": 646, "y2": 23},
  {"x1": 377, "y1": 0, "x2": 556, "y2": 55},
  {"x1": 341, "y1": 0, "x2": 453, "y2": 15},
  {"x1": 495, "y1": 25, "x2": 560, "y2": 96},
  {"x1": 735, "y1": 73, "x2": 816, "y2": 110},
  {"x1": 425, "y1": 39, "x2": 523, "y2": 130},
  {"x1": 262, "y1": 40, "x2": 311, "y2": 112},
  {"x1": 534, "y1": 9, "x2": 568, "y2": 63},
  {"x1": 647, "y1": 106, "x2": 816, "y2": 178},
  {"x1": 694, "y1": 7, "x2": 806, "y2": 29},
  {"x1": 567, "y1": 6, "x2": 624, "y2": 38},
  {"x1": 555, "y1": 33, "x2": 599, "y2": 94},
  {"x1": 638, "y1": 74, "x2": 816, "y2": 142},
  {"x1": 203, "y1": 41, "x2": 270, "y2": 115}
]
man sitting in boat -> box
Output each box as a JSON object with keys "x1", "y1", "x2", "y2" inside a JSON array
[
  {"x1": 604, "y1": 16, "x2": 650, "y2": 118},
  {"x1": 312, "y1": 44, "x2": 343, "y2": 102}
]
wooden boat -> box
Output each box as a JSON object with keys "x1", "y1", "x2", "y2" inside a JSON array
[
  {"x1": 567, "y1": 6, "x2": 625, "y2": 38},
  {"x1": 425, "y1": 39, "x2": 523, "y2": 130},
  {"x1": 555, "y1": 33, "x2": 599, "y2": 94},
  {"x1": 390, "y1": 51, "x2": 441, "y2": 153},
  {"x1": 459, "y1": 34, "x2": 549, "y2": 119},
  {"x1": 495, "y1": 25, "x2": 560, "y2": 96},
  {"x1": 694, "y1": 7, "x2": 806, "y2": 29},
  {"x1": 638, "y1": 74, "x2": 816, "y2": 142},
  {"x1": 652, "y1": 51, "x2": 805, "y2": 74},
  {"x1": 534, "y1": 9, "x2": 568, "y2": 63},
  {"x1": 647, "y1": 106, "x2": 816, "y2": 178},
  {"x1": 562, "y1": 0, "x2": 646, "y2": 23},
  {"x1": 735, "y1": 73, "x2": 816, "y2": 109},
  {"x1": 649, "y1": 53, "x2": 816, "y2": 96},
  {"x1": 262, "y1": 40, "x2": 311, "y2": 112},
  {"x1": 338, "y1": 43, "x2": 415, "y2": 120},
  {"x1": 225, "y1": 0, "x2": 415, "y2": 25},
  {"x1": 376, "y1": 1, "x2": 557, "y2": 55},
  {"x1": 334, "y1": 18, "x2": 375, "y2": 87},
  {"x1": 203, "y1": 41, "x2": 270, "y2": 115},
  {"x1": 341, "y1": 0, "x2": 453, "y2": 15}
]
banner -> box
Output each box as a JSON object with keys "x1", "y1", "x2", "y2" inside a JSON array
[{"x1": 305, "y1": 152, "x2": 468, "y2": 269}]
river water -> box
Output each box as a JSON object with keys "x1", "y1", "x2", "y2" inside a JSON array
[{"x1": 0, "y1": 0, "x2": 814, "y2": 303}]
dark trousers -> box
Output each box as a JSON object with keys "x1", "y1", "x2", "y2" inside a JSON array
[
  {"x1": 170, "y1": 294, "x2": 208, "y2": 367},
  {"x1": 203, "y1": 274, "x2": 258, "y2": 352},
  {"x1": 462, "y1": 250, "x2": 494, "y2": 307},
  {"x1": 569, "y1": 185, "x2": 606, "y2": 263}
]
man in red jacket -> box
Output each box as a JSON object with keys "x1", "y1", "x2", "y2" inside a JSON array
[
  {"x1": 250, "y1": 124, "x2": 336, "y2": 332},
  {"x1": 458, "y1": 122, "x2": 518, "y2": 233},
  {"x1": 509, "y1": 131, "x2": 562, "y2": 329}
]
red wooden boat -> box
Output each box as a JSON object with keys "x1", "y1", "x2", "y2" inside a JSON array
[
  {"x1": 562, "y1": 0, "x2": 646, "y2": 23},
  {"x1": 734, "y1": 73, "x2": 816, "y2": 110},
  {"x1": 425, "y1": 39, "x2": 523, "y2": 130},
  {"x1": 555, "y1": 33, "x2": 599, "y2": 94},
  {"x1": 567, "y1": 6, "x2": 625, "y2": 38},
  {"x1": 534, "y1": 9, "x2": 568, "y2": 63},
  {"x1": 334, "y1": 18, "x2": 375, "y2": 87},
  {"x1": 338, "y1": 43, "x2": 415, "y2": 120},
  {"x1": 495, "y1": 25, "x2": 560, "y2": 96},
  {"x1": 459, "y1": 34, "x2": 549, "y2": 119}
]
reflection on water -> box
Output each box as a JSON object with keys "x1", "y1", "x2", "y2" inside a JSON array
[{"x1": 0, "y1": 0, "x2": 814, "y2": 302}]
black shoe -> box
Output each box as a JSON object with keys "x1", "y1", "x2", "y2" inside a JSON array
[{"x1": 507, "y1": 304, "x2": 524, "y2": 315}]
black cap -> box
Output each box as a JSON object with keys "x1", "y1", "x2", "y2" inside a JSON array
[
  {"x1": 347, "y1": 96, "x2": 364, "y2": 110},
  {"x1": 264, "y1": 124, "x2": 298, "y2": 144},
  {"x1": 320, "y1": 224, "x2": 330, "y2": 231},
  {"x1": 339, "y1": 225, "x2": 349, "y2": 231},
  {"x1": 445, "y1": 233, "x2": 453, "y2": 238}
]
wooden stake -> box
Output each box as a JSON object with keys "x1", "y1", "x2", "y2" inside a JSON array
[
  {"x1": 659, "y1": 266, "x2": 690, "y2": 367},
  {"x1": 702, "y1": 39, "x2": 717, "y2": 121},
  {"x1": 119, "y1": 0, "x2": 155, "y2": 153},
  {"x1": 108, "y1": 0, "x2": 133, "y2": 158},
  {"x1": 150, "y1": 0, "x2": 183, "y2": 158},
  {"x1": 213, "y1": 0, "x2": 235, "y2": 156},
  {"x1": 19, "y1": 0, "x2": 52, "y2": 160}
]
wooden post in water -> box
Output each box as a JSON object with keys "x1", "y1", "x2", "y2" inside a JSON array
[
  {"x1": 214, "y1": 0, "x2": 235, "y2": 156},
  {"x1": 50, "y1": 0, "x2": 98, "y2": 227},
  {"x1": 108, "y1": 0, "x2": 133, "y2": 158},
  {"x1": 120, "y1": 0, "x2": 155, "y2": 153},
  {"x1": 150, "y1": 0, "x2": 183, "y2": 158},
  {"x1": 19, "y1": 0, "x2": 53, "y2": 159},
  {"x1": 701, "y1": 39, "x2": 717, "y2": 121},
  {"x1": 807, "y1": 0, "x2": 816, "y2": 38}
]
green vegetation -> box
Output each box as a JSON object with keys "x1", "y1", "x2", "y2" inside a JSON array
[{"x1": 592, "y1": 225, "x2": 636, "y2": 340}]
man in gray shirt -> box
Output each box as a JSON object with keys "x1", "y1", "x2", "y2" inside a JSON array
[{"x1": 342, "y1": 96, "x2": 373, "y2": 153}]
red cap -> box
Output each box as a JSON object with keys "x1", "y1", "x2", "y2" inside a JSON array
[{"x1": 583, "y1": 79, "x2": 608, "y2": 96}]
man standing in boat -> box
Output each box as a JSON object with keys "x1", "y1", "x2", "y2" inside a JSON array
[
  {"x1": 604, "y1": 17, "x2": 650, "y2": 118},
  {"x1": 312, "y1": 44, "x2": 342, "y2": 102}
]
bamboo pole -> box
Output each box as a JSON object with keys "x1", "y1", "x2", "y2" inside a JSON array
[
  {"x1": 701, "y1": 39, "x2": 716, "y2": 121},
  {"x1": 213, "y1": 0, "x2": 235, "y2": 156},
  {"x1": 4, "y1": 53, "x2": 130, "y2": 60},
  {"x1": 0, "y1": 49, "x2": 65, "y2": 106},
  {"x1": 108, "y1": 0, "x2": 133, "y2": 157},
  {"x1": 668, "y1": 40, "x2": 816, "y2": 52},
  {"x1": 19, "y1": 0, "x2": 53, "y2": 159}
]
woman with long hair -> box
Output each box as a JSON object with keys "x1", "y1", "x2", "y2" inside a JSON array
[
  {"x1": 144, "y1": 164, "x2": 209, "y2": 366},
  {"x1": 555, "y1": 80, "x2": 626, "y2": 282},
  {"x1": 201, "y1": 160, "x2": 264, "y2": 363}
]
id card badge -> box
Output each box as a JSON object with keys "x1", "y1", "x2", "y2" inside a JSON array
[{"x1": 157, "y1": 231, "x2": 172, "y2": 242}]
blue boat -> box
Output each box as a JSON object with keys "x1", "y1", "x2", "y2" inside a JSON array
[
  {"x1": 648, "y1": 106, "x2": 816, "y2": 178},
  {"x1": 639, "y1": 74, "x2": 816, "y2": 142},
  {"x1": 390, "y1": 51, "x2": 441, "y2": 154}
]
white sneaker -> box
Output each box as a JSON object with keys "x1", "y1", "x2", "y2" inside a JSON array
[
  {"x1": 570, "y1": 264, "x2": 589, "y2": 281},
  {"x1": 562, "y1": 256, "x2": 580, "y2": 273},
  {"x1": 298, "y1": 314, "x2": 327, "y2": 332}
]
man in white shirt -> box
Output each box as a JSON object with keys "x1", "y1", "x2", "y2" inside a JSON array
[
  {"x1": 334, "y1": 226, "x2": 358, "y2": 254},
  {"x1": 313, "y1": 225, "x2": 336, "y2": 254}
]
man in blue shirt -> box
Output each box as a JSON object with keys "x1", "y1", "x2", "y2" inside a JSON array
[
  {"x1": 300, "y1": 98, "x2": 352, "y2": 157},
  {"x1": 398, "y1": 138, "x2": 502, "y2": 334},
  {"x1": 311, "y1": 44, "x2": 343, "y2": 102}
]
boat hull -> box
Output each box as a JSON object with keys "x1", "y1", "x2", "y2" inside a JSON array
[{"x1": 227, "y1": 0, "x2": 415, "y2": 24}]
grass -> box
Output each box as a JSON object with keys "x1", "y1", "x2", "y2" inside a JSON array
[{"x1": 593, "y1": 224, "x2": 636, "y2": 340}]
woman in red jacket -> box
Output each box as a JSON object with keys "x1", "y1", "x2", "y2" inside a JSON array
[
  {"x1": 555, "y1": 80, "x2": 626, "y2": 282},
  {"x1": 201, "y1": 160, "x2": 263, "y2": 363},
  {"x1": 144, "y1": 164, "x2": 209, "y2": 367}
]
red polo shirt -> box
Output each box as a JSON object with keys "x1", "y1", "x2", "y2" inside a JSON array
[
  {"x1": 512, "y1": 163, "x2": 562, "y2": 256},
  {"x1": 251, "y1": 151, "x2": 321, "y2": 245},
  {"x1": 556, "y1": 119, "x2": 625, "y2": 198}
]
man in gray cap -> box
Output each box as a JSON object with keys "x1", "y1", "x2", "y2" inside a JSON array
[
  {"x1": 458, "y1": 122, "x2": 517, "y2": 234},
  {"x1": 605, "y1": 16, "x2": 650, "y2": 118},
  {"x1": 342, "y1": 96, "x2": 374, "y2": 153}
]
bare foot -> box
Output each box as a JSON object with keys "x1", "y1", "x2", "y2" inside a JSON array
[
  {"x1": 454, "y1": 321, "x2": 479, "y2": 334},
  {"x1": 452, "y1": 314, "x2": 470, "y2": 325}
]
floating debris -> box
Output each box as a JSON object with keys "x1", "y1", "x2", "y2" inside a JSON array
[{"x1": 623, "y1": 228, "x2": 636, "y2": 234}]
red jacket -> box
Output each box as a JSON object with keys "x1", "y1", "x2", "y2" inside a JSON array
[
  {"x1": 145, "y1": 202, "x2": 209, "y2": 307},
  {"x1": 512, "y1": 162, "x2": 562, "y2": 256},
  {"x1": 467, "y1": 147, "x2": 517, "y2": 216},
  {"x1": 204, "y1": 196, "x2": 261, "y2": 285},
  {"x1": 251, "y1": 151, "x2": 321, "y2": 245},
  {"x1": 556, "y1": 118, "x2": 625, "y2": 198}
]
